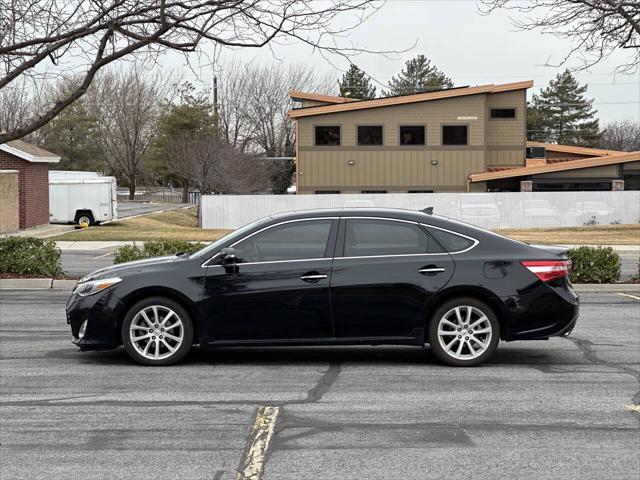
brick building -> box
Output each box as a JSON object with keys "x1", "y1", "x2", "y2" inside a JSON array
[{"x1": 0, "y1": 140, "x2": 60, "y2": 229}]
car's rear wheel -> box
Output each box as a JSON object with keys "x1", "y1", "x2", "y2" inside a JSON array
[
  {"x1": 427, "y1": 297, "x2": 500, "y2": 367},
  {"x1": 121, "y1": 297, "x2": 193, "y2": 366}
]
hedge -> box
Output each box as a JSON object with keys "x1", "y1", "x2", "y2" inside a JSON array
[
  {"x1": 114, "y1": 239, "x2": 207, "y2": 264},
  {"x1": 567, "y1": 246, "x2": 621, "y2": 284},
  {"x1": 0, "y1": 237, "x2": 64, "y2": 277}
]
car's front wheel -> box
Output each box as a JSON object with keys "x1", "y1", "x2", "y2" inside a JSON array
[
  {"x1": 121, "y1": 297, "x2": 193, "y2": 366},
  {"x1": 427, "y1": 297, "x2": 500, "y2": 367}
]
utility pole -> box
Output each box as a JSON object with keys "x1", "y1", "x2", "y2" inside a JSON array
[{"x1": 213, "y1": 74, "x2": 219, "y2": 136}]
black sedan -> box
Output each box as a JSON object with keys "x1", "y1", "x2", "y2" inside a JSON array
[{"x1": 66, "y1": 208, "x2": 579, "y2": 366}]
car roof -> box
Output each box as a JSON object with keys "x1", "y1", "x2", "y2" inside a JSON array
[
  {"x1": 266, "y1": 207, "x2": 521, "y2": 243},
  {"x1": 269, "y1": 207, "x2": 431, "y2": 222}
]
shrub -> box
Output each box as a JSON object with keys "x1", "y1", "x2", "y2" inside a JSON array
[
  {"x1": 632, "y1": 259, "x2": 640, "y2": 283},
  {"x1": 567, "y1": 246, "x2": 620, "y2": 284},
  {"x1": 0, "y1": 237, "x2": 64, "y2": 277},
  {"x1": 113, "y1": 240, "x2": 206, "y2": 264}
]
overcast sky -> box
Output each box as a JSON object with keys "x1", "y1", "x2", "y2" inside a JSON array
[{"x1": 167, "y1": 0, "x2": 639, "y2": 123}]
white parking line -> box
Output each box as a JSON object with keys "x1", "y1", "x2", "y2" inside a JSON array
[
  {"x1": 237, "y1": 406, "x2": 280, "y2": 480},
  {"x1": 617, "y1": 293, "x2": 640, "y2": 301},
  {"x1": 92, "y1": 251, "x2": 115, "y2": 259}
]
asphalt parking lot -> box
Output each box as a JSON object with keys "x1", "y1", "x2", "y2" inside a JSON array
[
  {"x1": 0, "y1": 290, "x2": 638, "y2": 479},
  {"x1": 117, "y1": 202, "x2": 191, "y2": 219}
]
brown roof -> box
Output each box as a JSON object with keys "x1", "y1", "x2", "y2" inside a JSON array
[
  {"x1": 0, "y1": 139, "x2": 60, "y2": 163},
  {"x1": 288, "y1": 80, "x2": 534, "y2": 118},
  {"x1": 288, "y1": 91, "x2": 359, "y2": 104},
  {"x1": 470, "y1": 151, "x2": 640, "y2": 182},
  {"x1": 526, "y1": 141, "x2": 622, "y2": 157}
]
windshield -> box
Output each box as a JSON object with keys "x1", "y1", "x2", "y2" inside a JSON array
[{"x1": 192, "y1": 216, "x2": 269, "y2": 258}]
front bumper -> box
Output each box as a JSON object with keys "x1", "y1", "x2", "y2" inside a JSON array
[{"x1": 66, "y1": 289, "x2": 121, "y2": 350}]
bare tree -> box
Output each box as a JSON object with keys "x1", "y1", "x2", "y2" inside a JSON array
[
  {"x1": 479, "y1": 1, "x2": 640, "y2": 72},
  {"x1": 245, "y1": 62, "x2": 334, "y2": 156},
  {"x1": 0, "y1": 0, "x2": 384, "y2": 143},
  {"x1": 599, "y1": 119, "x2": 640, "y2": 151},
  {"x1": 90, "y1": 67, "x2": 169, "y2": 198},
  {"x1": 166, "y1": 134, "x2": 268, "y2": 194},
  {"x1": 0, "y1": 78, "x2": 48, "y2": 139},
  {"x1": 216, "y1": 60, "x2": 254, "y2": 152}
]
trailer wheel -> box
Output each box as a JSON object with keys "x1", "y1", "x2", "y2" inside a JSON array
[{"x1": 74, "y1": 211, "x2": 95, "y2": 227}]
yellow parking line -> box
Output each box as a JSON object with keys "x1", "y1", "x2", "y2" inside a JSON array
[
  {"x1": 625, "y1": 404, "x2": 640, "y2": 414},
  {"x1": 237, "y1": 405, "x2": 280, "y2": 480},
  {"x1": 617, "y1": 293, "x2": 640, "y2": 301}
]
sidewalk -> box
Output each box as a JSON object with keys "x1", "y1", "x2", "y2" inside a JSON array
[
  {"x1": 56, "y1": 240, "x2": 132, "y2": 251},
  {"x1": 4, "y1": 224, "x2": 75, "y2": 239}
]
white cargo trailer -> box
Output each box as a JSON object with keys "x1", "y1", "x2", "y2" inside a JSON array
[{"x1": 49, "y1": 171, "x2": 118, "y2": 226}]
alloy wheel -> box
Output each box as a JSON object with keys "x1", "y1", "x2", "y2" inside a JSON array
[
  {"x1": 436, "y1": 305, "x2": 493, "y2": 361},
  {"x1": 129, "y1": 305, "x2": 184, "y2": 360}
]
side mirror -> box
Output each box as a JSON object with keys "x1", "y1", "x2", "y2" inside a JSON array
[{"x1": 219, "y1": 247, "x2": 237, "y2": 265}]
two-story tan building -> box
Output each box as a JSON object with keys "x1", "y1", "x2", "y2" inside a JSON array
[{"x1": 288, "y1": 81, "x2": 640, "y2": 193}]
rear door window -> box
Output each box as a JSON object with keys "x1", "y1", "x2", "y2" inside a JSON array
[{"x1": 343, "y1": 219, "x2": 443, "y2": 257}]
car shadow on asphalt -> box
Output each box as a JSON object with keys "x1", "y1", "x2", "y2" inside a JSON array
[{"x1": 62, "y1": 342, "x2": 562, "y2": 368}]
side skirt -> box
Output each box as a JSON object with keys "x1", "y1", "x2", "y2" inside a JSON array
[{"x1": 200, "y1": 335, "x2": 423, "y2": 349}]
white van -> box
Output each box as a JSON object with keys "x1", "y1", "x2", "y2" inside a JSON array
[{"x1": 49, "y1": 171, "x2": 118, "y2": 226}]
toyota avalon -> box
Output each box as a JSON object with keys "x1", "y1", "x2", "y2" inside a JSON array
[{"x1": 66, "y1": 208, "x2": 579, "y2": 367}]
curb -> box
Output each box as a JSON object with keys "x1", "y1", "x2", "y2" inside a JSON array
[
  {"x1": 0, "y1": 278, "x2": 77, "y2": 290},
  {"x1": 572, "y1": 283, "x2": 639, "y2": 293}
]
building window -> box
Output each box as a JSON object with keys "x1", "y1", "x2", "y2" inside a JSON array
[
  {"x1": 490, "y1": 108, "x2": 516, "y2": 119},
  {"x1": 361, "y1": 190, "x2": 387, "y2": 194},
  {"x1": 315, "y1": 126, "x2": 340, "y2": 146},
  {"x1": 400, "y1": 126, "x2": 425, "y2": 145},
  {"x1": 408, "y1": 190, "x2": 434, "y2": 193},
  {"x1": 526, "y1": 146, "x2": 546, "y2": 159},
  {"x1": 442, "y1": 125, "x2": 468, "y2": 145},
  {"x1": 315, "y1": 190, "x2": 340, "y2": 194},
  {"x1": 357, "y1": 125, "x2": 383, "y2": 146}
]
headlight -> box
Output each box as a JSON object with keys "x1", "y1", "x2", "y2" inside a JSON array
[{"x1": 73, "y1": 277, "x2": 122, "y2": 297}]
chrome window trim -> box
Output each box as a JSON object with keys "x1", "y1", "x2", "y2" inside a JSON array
[
  {"x1": 201, "y1": 217, "x2": 338, "y2": 267},
  {"x1": 335, "y1": 252, "x2": 451, "y2": 261},
  {"x1": 420, "y1": 223, "x2": 479, "y2": 254},
  {"x1": 206, "y1": 257, "x2": 332, "y2": 268}
]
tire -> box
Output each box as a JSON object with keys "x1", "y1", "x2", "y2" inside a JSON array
[
  {"x1": 427, "y1": 297, "x2": 500, "y2": 367},
  {"x1": 121, "y1": 297, "x2": 194, "y2": 366},
  {"x1": 75, "y1": 211, "x2": 95, "y2": 227}
]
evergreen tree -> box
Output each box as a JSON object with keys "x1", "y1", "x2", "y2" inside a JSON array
[
  {"x1": 386, "y1": 55, "x2": 453, "y2": 96},
  {"x1": 338, "y1": 64, "x2": 377, "y2": 99},
  {"x1": 150, "y1": 82, "x2": 215, "y2": 200},
  {"x1": 527, "y1": 70, "x2": 600, "y2": 147},
  {"x1": 39, "y1": 85, "x2": 104, "y2": 172}
]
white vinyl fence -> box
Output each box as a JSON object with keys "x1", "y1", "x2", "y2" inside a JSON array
[{"x1": 201, "y1": 191, "x2": 640, "y2": 230}]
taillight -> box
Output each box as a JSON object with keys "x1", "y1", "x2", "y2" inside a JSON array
[{"x1": 521, "y1": 260, "x2": 571, "y2": 282}]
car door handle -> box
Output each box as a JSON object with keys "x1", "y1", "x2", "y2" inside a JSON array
[
  {"x1": 300, "y1": 274, "x2": 328, "y2": 283},
  {"x1": 419, "y1": 267, "x2": 446, "y2": 275}
]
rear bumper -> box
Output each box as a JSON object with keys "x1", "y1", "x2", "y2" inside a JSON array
[{"x1": 499, "y1": 280, "x2": 579, "y2": 341}]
